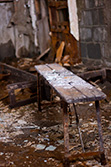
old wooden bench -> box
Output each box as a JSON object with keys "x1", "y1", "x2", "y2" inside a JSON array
[{"x1": 35, "y1": 63, "x2": 106, "y2": 166}]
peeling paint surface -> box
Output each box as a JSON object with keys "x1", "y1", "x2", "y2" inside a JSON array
[
  {"x1": 29, "y1": 0, "x2": 38, "y2": 47},
  {"x1": 68, "y1": 0, "x2": 79, "y2": 41}
]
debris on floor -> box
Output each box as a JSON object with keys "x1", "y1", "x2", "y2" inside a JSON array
[{"x1": 0, "y1": 58, "x2": 111, "y2": 166}]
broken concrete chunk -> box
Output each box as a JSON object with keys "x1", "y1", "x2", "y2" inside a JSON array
[
  {"x1": 18, "y1": 120, "x2": 27, "y2": 125},
  {"x1": 45, "y1": 145, "x2": 56, "y2": 151},
  {"x1": 35, "y1": 144, "x2": 46, "y2": 150}
]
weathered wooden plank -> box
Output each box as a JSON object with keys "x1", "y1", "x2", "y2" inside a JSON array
[
  {"x1": 36, "y1": 48, "x2": 51, "y2": 61},
  {"x1": 47, "y1": 63, "x2": 64, "y2": 71},
  {"x1": 37, "y1": 17, "x2": 50, "y2": 54},
  {"x1": 79, "y1": 69, "x2": 106, "y2": 81},
  {"x1": 0, "y1": 63, "x2": 36, "y2": 82},
  {"x1": 48, "y1": 1, "x2": 67, "y2": 8},
  {"x1": 35, "y1": 64, "x2": 51, "y2": 75},
  {"x1": 35, "y1": 63, "x2": 106, "y2": 103},
  {"x1": 53, "y1": 86, "x2": 87, "y2": 103},
  {"x1": 63, "y1": 75, "x2": 106, "y2": 100}
]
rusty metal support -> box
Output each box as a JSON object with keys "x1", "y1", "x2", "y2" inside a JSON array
[
  {"x1": 37, "y1": 72, "x2": 41, "y2": 111},
  {"x1": 73, "y1": 104, "x2": 85, "y2": 152},
  {"x1": 95, "y1": 100, "x2": 106, "y2": 165},
  {"x1": 62, "y1": 101, "x2": 70, "y2": 167}
]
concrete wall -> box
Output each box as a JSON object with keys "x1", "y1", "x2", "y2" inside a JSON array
[
  {"x1": 77, "y1": 0, "x2": 111, "y2": 67},
  {"x1": 0, "y1": 3, "x2": 15, "y2": 61},
  {"x1": 0, "y1": 0, "x2": 39, "y2": 61}
]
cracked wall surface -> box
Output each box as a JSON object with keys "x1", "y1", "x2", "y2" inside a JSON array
[
  {"x1": 77, "y1": 0, "x2": 111, "y2": 67},
  {"x1": 0, "y1": 0, "x2": 39, "y2": 61}
]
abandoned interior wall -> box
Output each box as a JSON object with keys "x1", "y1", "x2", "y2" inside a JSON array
[
  {"x1": 0, "y1": 0, "x2": 41, "y2": 61},
  {"x1": 0, "y1": 2, "x2": 15, "y2": 61},
  {"x1": 77, "y1": 0, "x2": 111, "y2": 67}
]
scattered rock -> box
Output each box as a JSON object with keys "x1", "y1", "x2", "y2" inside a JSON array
[{"x1": 45, "y1": 145, "x2": 56, "y2": 151}]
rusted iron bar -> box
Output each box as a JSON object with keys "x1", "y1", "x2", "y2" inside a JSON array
[
  {"x1": 95, "y1": 100, "x2": 106, "y2": 165},
  {"x1": 37, "y1": 73, "x2": 41, "y2": 111},
  {"x1": 73, "y1": 104, "x2": 85, "y2": 152},
  {"x1": 62, "y1": 101, "x2": 70, "y2": 167}
]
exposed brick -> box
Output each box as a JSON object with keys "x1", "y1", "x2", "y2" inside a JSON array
[
  {"x1": 93, "y1": 27, "x2": 107, "y2": 42},
  {"x1": 79, "y1": 12, "x2": 85, "y2": 26},
  {"x1": 0, "y1": 40, "x2": 15, "y2": 61},
  {"x1": 87, "y1": 43, "x2": 102, "y2": 59},
  {"x1": 80, "y1": 43, "x2": 87, "y2": 58},
  {"x1": 98, "y1": 0, "x2": 104, "y2": 6},
  {"x1": 94, "y1": 0, "x2": 99, "y2": 7},
  {"x1": 99, "y1": 8, "x2": 105, "y2": 25},
  {"x1": 85, "y1": 0, "x2": 95, "y2": 8},
  {"x1": 92, "y1": 10, "x2": 99, "y2": 25},
  {"x1": 80, "y1": 27, "x2": 92, "y2": 41},
  {"x1": 84, "y1": 11, "x2": 93, "y2": 25}
]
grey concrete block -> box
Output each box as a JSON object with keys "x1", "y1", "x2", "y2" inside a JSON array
[
  {"x1": 99, "y1": 8, "x2": 105, "y2": 25},
  {"x1": 0, "y1": 40, "x2": 15, "y2": 61},
  {"x1": 84, "y1": 11, "x2": 93, "y2": 25},
  {"x1": 87, "y1": 43, "x2": 102, "y2": 59},
  {"x1": 92, "y1": 10, "x2": 99, "y2": 25},
  {"x1": 80, "y1": 28, "x2": 92, "y2": 41},
  {"x1": 80, "y1": 43, "x2": 87, "y2": 58},
  {"x1": 85, "y1": 0, "x2": 95, "y2": 8},
  {"x1": 95, "y1": 0, "x2": 104, "y2": 7},
  {"x1": 98, "y1": 0, "x2": 104, "y2": 6},
  {"x1": 79, "y1": 12, "x2": 85, "y2": 26},
  {"x1": 93, "y1": 27, "x2": 107, "y2": 42}
]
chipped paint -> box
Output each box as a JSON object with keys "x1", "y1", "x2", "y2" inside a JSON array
[
  {"x1": 67, "y1": 0, "x2": 79, "y2": 41},
  {"x1": 29, "y1": 0, "x2": 38, "y2": 47}
]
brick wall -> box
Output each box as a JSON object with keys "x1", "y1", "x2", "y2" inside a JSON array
[{"x1": 77, "y1": 0, "x2": 111, "y2": 67}]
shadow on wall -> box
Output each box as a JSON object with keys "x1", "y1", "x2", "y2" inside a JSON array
[{"x1": 0, "y1": 40, "x2": 15, "y2": 62}]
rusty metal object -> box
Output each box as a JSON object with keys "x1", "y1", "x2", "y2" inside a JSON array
[
  {"x1": 95, "y1": 100, "x2": 106, "y2": 165},
  {"x1": 62, "y1": 101, "x2": 70, "y2": 167}
]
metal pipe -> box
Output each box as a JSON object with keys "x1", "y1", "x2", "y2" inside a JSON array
[
  {"x1": 95, "y1": 100, "x2": 106, "y2": 165},
  {"x1": 73, "y1": 103, "x2": 85, "y2": 152}
]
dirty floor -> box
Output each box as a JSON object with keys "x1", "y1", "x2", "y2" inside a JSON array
[
  {"x1": 0, "y1": 81, "x2": 111, "y2": 167},
  {"x1": 0, "y1": 59, "x2": 111, "y2": 167}
]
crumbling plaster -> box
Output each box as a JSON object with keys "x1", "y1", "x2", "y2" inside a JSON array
[
  {"x1": 0, "y1": 0, "x2": 39, "y2": 61},
  {"x1": 77, "y1": 0, "x2": 111, "y2": 67}
]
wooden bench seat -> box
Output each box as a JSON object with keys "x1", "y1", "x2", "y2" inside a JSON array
[{"x1": 35, "y1": 63, "x2": 106, "y2": 166}]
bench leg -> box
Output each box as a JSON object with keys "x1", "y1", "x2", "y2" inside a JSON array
[
  {"x1": 62, "y1": 102, "x2": 70, "y2": 167},
  {"x1": 37, "y1": 73, "x2": 41, "y2": 111},
  {"x1": 73, "y1": 104, "x2": 85, "y2": 152},
  {"x1": 95, "y1": 100, "x2": 106, "y2": 165}
]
